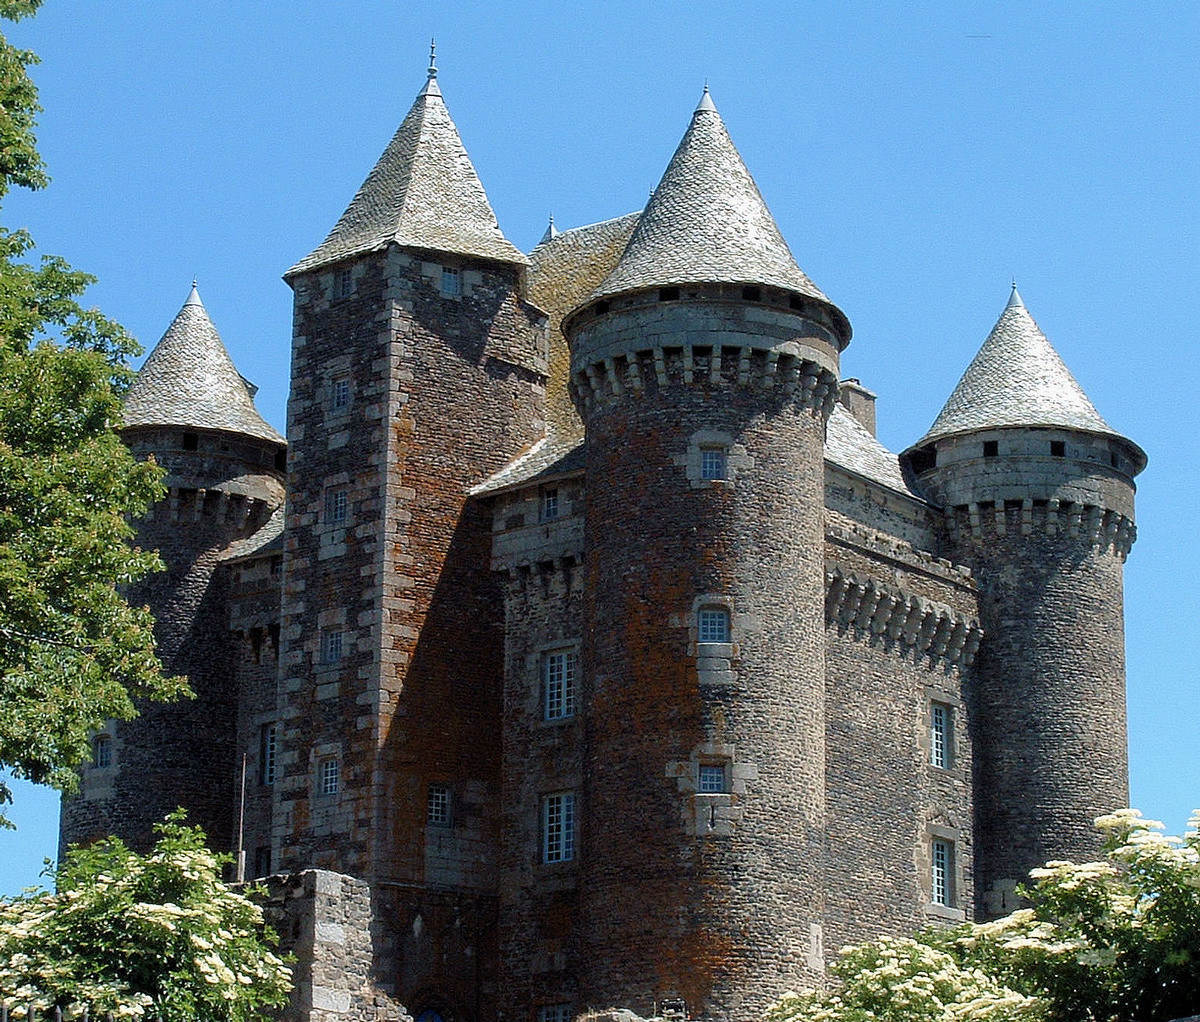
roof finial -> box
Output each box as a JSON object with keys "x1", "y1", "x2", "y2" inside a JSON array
[
  {"x1": 695, "y1": 81, "x2": 717, "y2": 114},
  {"x1": 428, "y1": 38, "x2": 437, "y2": 79},
  {"x1": 1006, "y1": 279, "x2": 1025, "y2": 310}
]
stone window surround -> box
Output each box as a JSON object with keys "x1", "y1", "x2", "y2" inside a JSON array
[
  {"x1": 924, "y1": 684, "x2": 965, "y2": 778},
  {"x1": 426, "y1": 783, "x2": 451, "y2": 826},
  {"x1": 665, "y1": 741, "x2": 758, "y2": 837},
  {"x1": 539, "y1": 485, "x2": 560, "y2": 522},
  {"x1": 311, "y1": 742, "x2": 342, "y2": 800},
  {"x1": 540, "y1": 643, "x2": 579, "y2": 722},
  {"x1": 259, "y1": 721, "x2": 277, "y2": 786},
  {"x1": 92, "y1": 733, "x2": 113, "y2": 769},
  {"x1": 419, "y1": 259, "x2": 484, "y2": 300},
  {"x1": 316, "y1": 607, "x2": 349, "y2": 671},
  {"x1": 681, "y1": 594, "x2": 746, "y2": 686},
  {"x1": 674, "y1": 428, "x2": 754, "y2": 489},
  {"x1": 923, "y1": 824, "x2": 966, "y2": 922},
  {"x1": 324, "y1": 486, "x2": 349, "y2": 525},
  {"x1": 540, "y1": 790, "x2": 576, "y2": 864}
]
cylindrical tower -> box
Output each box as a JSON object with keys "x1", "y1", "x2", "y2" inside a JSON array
[
  {"x1": 902, "y1": 287, "x2": 1145, "y2": 916},
  {"x1": 564, "y1": 90, "x2": 851, "y2": 1020},
  {"x1": 60, "y1": 285, "x2": 285, "y2": 854}
]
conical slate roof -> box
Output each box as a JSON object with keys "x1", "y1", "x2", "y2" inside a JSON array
[
  {"x1": 123, "y1": 284, "x2": 284, "y2": 445},
  {"x1": 587, "y1": 88, "x2": 847, "y2": 338},
  {"x1": 286, "y1": 61, "x2": 526, "y2": 276},
  {"x1": 912, "y1": 287, "x2": 1137, "y2": 455}
]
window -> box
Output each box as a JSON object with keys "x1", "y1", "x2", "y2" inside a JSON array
[
  {"x1": 700, "y1": 446, "x2": 727, "y2": 481},
  {"x1": 539, "y1": 1007, "x2": 572, "y2": 1022},
  {"x1": 319, "y1": 757, "x2": 339, "y2": 796},
  {"x1": 543, "y1": 649, "x2": 578, "y2": 721},
  {"x1": 932, "y1": 839, "x2": 954, "y2": 906},
  {"x1": 182, "y1": 431, "x2": 199, "y2": 451},
  {"x1": 698, "y1": 763, "x2": 726, "y2": 794},
  {"x1": 542, "y1": 792, "x2": 576, "y2": 863},
  {"x1": 254, "y1": 845, "x2": 272, "y2": 878},
  {"x1": 441, "y1": 266, "x2": 461, "y2": 295},
  {"x1": 334, "y1": 267, "x2": 354, "y2": 298},
  {"x1": 1050, "y1": 440, "x2": 1065, "y2": 457},
  {"x1": 330, "y1": 378, "x2": 351, "y2": 411},
  {"x1": 427, "y1": 784, "x2": 451, "y2": 826},
  {"x1": 697, "y1": 607, "x2": 730, "y2": 644},
  {"x1": 540, "y1": 487, "x2": 559, "y2": 521},
  {"x1": 983, "y1": 440, "x2": 998, "y2": 458},
  {"x1": 322, "y1": 629, "x2": 344, "y2": 664},
  {"x1": 325, "y1": 488, "x2": 348, "y2": 524},
  {"x1": 260, "y1": 724, "x2": 277, "y2": 785},
  {"x1": 92, "y1": 734, "x2": 112, "y2": 769},
  {"x1": 930, "y1": 703, "x2": 951, "y2": 769}
]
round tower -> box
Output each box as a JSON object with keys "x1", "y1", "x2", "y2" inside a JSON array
[
  {"x1": 60, "y1": 284, "x2": 286, "y2": 854},
  {"x1": 902, "y1": 287, "x2": 1145, "y2": 916},
  {"x1": 563, "y1": 89, "x2": 851, "y2": 1019}
]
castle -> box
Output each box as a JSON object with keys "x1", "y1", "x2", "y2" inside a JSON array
[{"x1": 61, "y1": 58, "x2": 1145, "y2": 1022}]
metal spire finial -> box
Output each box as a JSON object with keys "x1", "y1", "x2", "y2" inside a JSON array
[{"x1": 428, "y1": 38, "x2": 437, "y2": 79}]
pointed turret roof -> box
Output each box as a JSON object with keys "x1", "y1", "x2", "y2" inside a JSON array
[
  {"x1": 286, "y1": 55, "x2": 527, "y2": 277},
  {"x1": 586, "y1": 87, "x2": 848, "y2": 340},
  {"x1": 123, "y1": 284, "x2": 285, "y2": 445},
  {"x1": 911, "y1": 287, "x2": 1142, "y2": 463}
]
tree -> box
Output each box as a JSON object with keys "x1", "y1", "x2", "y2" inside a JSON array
[
  {"x1": 0, "y1": 0, "x2": 186, "y2": 821},
  {"x1": 0, "y1": 812, "x2": 292, "y2": 1019},
  {"x1": 767, "y1": 810, "x2": 1200, "y2": 1022}
]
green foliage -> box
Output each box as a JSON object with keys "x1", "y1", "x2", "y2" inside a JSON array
[
  {"x1": 0, "y1": 2, "x2": 187, "y2": 818},
  {"x1": 0, "y1": 813, "x2": 292, "y2": 1020},
  {"x1": 767, "y1": 810, "x2": 1200, "y2": 1022}
]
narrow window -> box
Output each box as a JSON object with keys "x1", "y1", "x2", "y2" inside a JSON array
[
  {"x1": 698, "y1": 763, "x2": 727, "y2": 794},
  {"x1": 260, "y1": 724, "x2": 277, "y2": 785},
  {"x1": 1050, "y1": 440, "x2": 1065, "y2": 457},
  {"x1": 427, "y1": 784, "x2": 451, "y2": 826},
  {"x1": 92, "y1": 734, "x2": 113, "y2": 769},
  {"x1": 270, "y1": 555, "x2": 283, "y2": 579},
  {"x1": 325, "y1": 488, "x2": 348, "y2": 524},
  {"x1": 982, "y1": 440, "x2": 998, "y2": 458},
  {"x1": 538, "y1": 1007, "x2": 572, "y2": 1022},
  {"x1": 319, "y1": 757, "x2": 340, "y2": 796},
  {"x1": 700, "y1": 446, "x2": 727, "y2": 481},
  {"x1": 330, "y1": 378, "x2": 351, "y2": 411},
  {"x1": 322, "y1": 629, "x2": 345, "y2": 664},
  {"x1": 697, "y1": 607, "x2": 730, "y2": 644},
  {"x1": 542, "y1": 792, "x2": 576, "y2": 863},
  {"x1": 334, "y1": 267, "x2": 354, "y2": 298},
  {"x1": 540, "y1": 487, "x2": 559, "y2": 522},
  {"x1": 254, "y1": 846, "x2": 272, "y2": 878},
  {"x1": 932, "y1": 839, "x2": 954, "y2": 906},
  {"x1": 441, "y1": 266, "x2": 461, "y2": 295},
  {"x1": 741, "y1": 285, "x2": 761, "y2": 302},
  {"x1": 182, "y1": 432, "x2": 199, "y2": 451},
  {"x1": 930, "y1": 703, "x2": 953, "y2": 769},
  {"x1": 543, "y1": 649, "x2": 578, "y2": 721}
]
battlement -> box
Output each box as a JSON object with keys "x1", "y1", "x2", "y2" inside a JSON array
[{"x1": 944, "y1": 499, "x2": 1136, "y2": 558}]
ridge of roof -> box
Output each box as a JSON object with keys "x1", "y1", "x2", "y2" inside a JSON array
[
  {"x1": 585, "y1": 89, "x2": 845, "y2": 332},
  {"x1": 826, "y1": 403, "x2": 918, "y2": 498},
  {"x1": 286, "y1": 64, "x2": 527, "y2": 277},
  {"x1": 910, "y1": 287, "x2": 1133, "y2": 452},
  {"x1": 123, "y1": 285, "x2": 285, "y2": 444}
]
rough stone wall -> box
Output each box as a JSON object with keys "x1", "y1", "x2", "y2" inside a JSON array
[
  {"x1": 61, "y1": 426, "x2": 283, "y2": 856},
  {"x1": 491, "y1": 484, "x2": 586, "y2": 1021},
  {"x1": 570, "y1": 294, "x2": 839, "y2": 1020},
  {"x1": 823, "y1": 525, "x2": 978, "y2": 950}
]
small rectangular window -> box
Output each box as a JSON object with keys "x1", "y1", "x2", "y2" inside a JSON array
[
  {"x1": 538, "y1": 1007, "x2": 572, "y2": 1022},
  {"x1": 1050, "y1": 440, "x2": 1065, "y2": 457},
  {"x1": 930, "y1": 703, "x2": 951, "y2": 770},
  {"x1": 542, "y1": 792, "x2": 576, "y2": 863},
  {"x1": 322, "y1": 629, "x2": 345, "y2": 664},
  {"x1": 427, "y1": 784, "x2": 451, "y2": 826},
  {"x1": 325, "y1": 488, "x2": 348, "y2": 524},
  {"x1": 334, "y1": 267, "x2": 354, "y2": 298},
  {"x1": 254, "y1": 845, "x2": 272, "y2": 878},
  {"x1": 319, "y1": 757, "x2": 340, "y2": 796},
  {"x1": 698, "y1": 607, "x2": 730, "y2": 644},
  {"x1": 92, "y1": 734, "x2": 113, "y2": 769},
  {"x1": 698, "y1": 763, "x2": 726, "y2": 794},
  {"x1": 983, "y1": 440, "x2": 998, "y2": 458},
  {"x1": 543, "y1": 649, "x2": 578, "y2": 721},
  {"x1": 260, "y1": 724, "x2": 277, "y2": 785},
  {"x1": 700, "y1": 447, "x2": 727, "y2": 481},
  {"x1": 540, "y1": 487, "x2": 560, "y2": 522},
  {"x1": 932, "y1": 838, "x2": 954, "y2": 906},
  {"x1": 330, "y1": 378, "x2": 351, "y2": 411},
  {"x1": 441, "y1": 266, "x2": 461, "y2": 295},
  {"x1": 182, "y1": 432, "x2": 199, "y2": 451}
]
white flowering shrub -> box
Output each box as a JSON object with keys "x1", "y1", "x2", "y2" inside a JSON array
[
  {"x1": 0, "y1": 812, "x2": 292, "y2": 1021},
  {"x1": 767, "y1": 809, "x2": 1200, "y2": 1022}
]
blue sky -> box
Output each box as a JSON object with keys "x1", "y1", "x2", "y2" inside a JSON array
[{"x1": 1, "y1": 1, "x2": 1197, "y2": 894}]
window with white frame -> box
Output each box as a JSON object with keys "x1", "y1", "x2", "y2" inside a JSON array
[
  {"x1": 538, "y1": 1006, "x2": 572, "y2": 1022},
  {"x1": 322, "y1": 629, "x2": 344, "y2": 664},
  {"x1": 427, "y1": 784, "x2": 451, "y2": 826},
  {"x1": 932, "y1": 838, "x2": 954, "y2": 906},
  {"x1": 441, "y1": 266, "x2": 461, "y2": 295},
  {"x1": 334, "y1": 267, "x2": 354, "y2": 299},
  {"x1": 542, "y1": 792, "x2": 576, "y2": 863},
  {"x1": 319, "y1": 757, "x2": 339, "y2": 796},
  {"x1": 325, "y1": 488, "x2": 348, "y2": 524},
  {"x1": 930, "y1": 702, "x2": 952, "y2": 769},
  {"x1": 260, "y1": 724, "x2": 277, "y2": 785},
  {"x1": 542, "y1": 649, "x2": 578, "y2": 721},
  {"x1": 330, "y1": 377, "x2": 351, "y2": 411},
  {"x1": 540, "y1": 486, "x2": 559, "y2": 522},
  {"x1": 698, "y1": 763, "x2": 727, "y2": 794},
  {"x1": 92, "y1": 734, "x2": 113, "y2": 769},
  {"x1": 697, "y1": 606, "x2": 730, "y2": 644},
  {"x1": 700, "y1": 446, "x2": 727, "y2": 481}
]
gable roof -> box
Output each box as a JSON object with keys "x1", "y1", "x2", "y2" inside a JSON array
[
  {"x1": 286, "y1": 65, "x2": 526, "y2": 277},
  {"x1": 123, "y1": 284, "x2": 284, "y2": 445}
]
